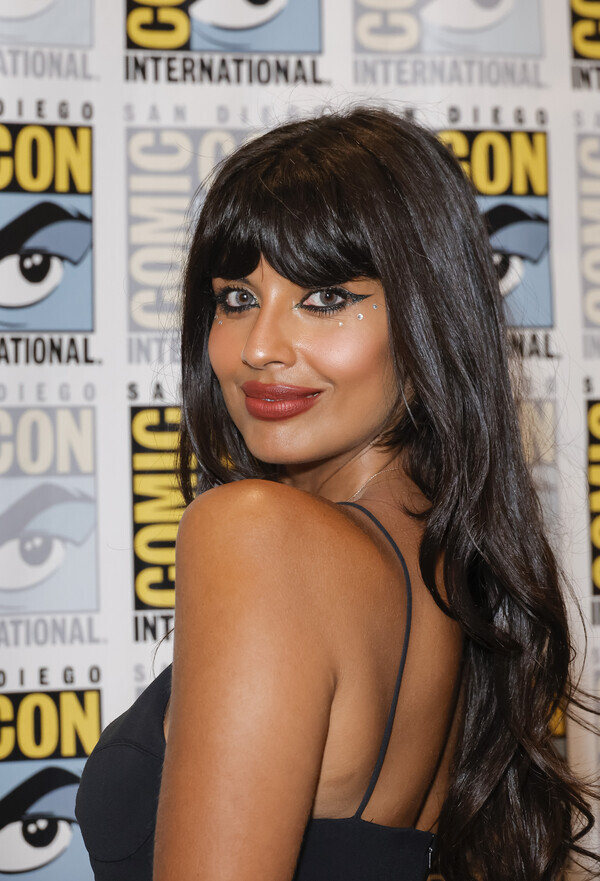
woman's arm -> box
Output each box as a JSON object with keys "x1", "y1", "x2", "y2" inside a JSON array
[{"x1": 153, "y1": 482, "x2": 338, "y2": 881}]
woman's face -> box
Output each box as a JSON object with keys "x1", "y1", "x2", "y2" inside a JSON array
[{"x1": 208, "y1": 256, "x2": 398, "y2": 468}]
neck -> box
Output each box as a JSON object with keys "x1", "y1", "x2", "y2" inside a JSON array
[{"x1": 280, "y1": 444, "x2": 401, "y2": 503}]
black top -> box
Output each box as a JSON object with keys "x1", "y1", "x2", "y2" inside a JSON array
[{"x1": 76, "y1": 503, "x2": 436, "y2": 880}]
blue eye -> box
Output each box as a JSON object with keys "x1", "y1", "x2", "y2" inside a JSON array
[
  {"x1": 0, "y1": 484, "x2": 95, "y2": 591},
  {"x1": 0, "y1": 202, "x2": 92, "y2": 310}
]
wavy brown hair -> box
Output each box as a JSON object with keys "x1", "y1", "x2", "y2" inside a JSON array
[{"x1": 178, "y1": 106, "x2": 599, "y2": 881}]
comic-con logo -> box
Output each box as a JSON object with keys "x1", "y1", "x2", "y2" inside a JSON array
[
  {"x1": 578, "y1": 135, "x2": 600, "y2": 332},
  {"x1": 353, "y1": 0, "x2": 542, "y2": 55},
  {"x1": 0, "y1": 686, "x2": 99, "y2": 879},
  {"x1": 0, "y1": 0, "x2": 92, "y2": 48},
  {"x1": 0, "y1": 407, "x2": 97, "y2": 615},
  {"x1": 127, "y1": 127, "x2": 246, "y2": 343},
  {"x1": 571, "y1": 0, "x2": 600, "y2": 60},
  {"x1": 126, "y1": 0, "x2": 321, "y2": 53},
  {"x1": 571, "y1": 0, "x2": 600, "y2": 88},
  {"x1": 439, "y1": 129, "x2": 551, "y2": 328},
  {"x1": 0, "y1": 760, "x2": 92, "y2": 879},
  {"x1": 0, "y1": 124, "x2": 93, "y2": 333},
  {"x1": 131, "y1": 406, "x2": 186, "y2": 611},
  {"x1": 0, "y1": 690, "x2": 100, "y2": 761},
  {"x1": 589, "y1": 401, "x2": 600, "y2": 597}
]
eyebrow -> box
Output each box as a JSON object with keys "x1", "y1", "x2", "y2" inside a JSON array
[
  {"x1": 214, "y1": 277, "x2": 252, "y2": 285},
  {"x1": 0, "y1": 767, "x2": 80, "y2": 829},
  {"x1": 0, "y1": 202, "x2": 91, "y2": 262},
  {"x1": 0, "y1": 483, "x2": 93, "y2": 545}
]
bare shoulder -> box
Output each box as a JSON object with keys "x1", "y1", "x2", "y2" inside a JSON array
[
  {"x1": 178, "y1": 478, "x2": 360, "y2": 559},
  {"x1": 176, "y1": 479, "x2": 375, "y2": 613},
  {"x1": 180, "y1": 478, "x2": 341, "y2": 527}
]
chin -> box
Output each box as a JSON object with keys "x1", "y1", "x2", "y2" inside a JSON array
[
  {"x1": 248, "y1": 447, "x2": 318, "y2": 468},
  {"x1": 241, "y1": 435, "x2": 326, "y2": 468}
]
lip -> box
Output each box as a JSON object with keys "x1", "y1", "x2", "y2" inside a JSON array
[{"x1": 241, "y1": 382, "x2": 322, "y2": 421}]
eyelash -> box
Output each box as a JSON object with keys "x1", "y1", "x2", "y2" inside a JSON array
[{"x1": 213, "y1": 286, "x2": 368, "y2": 316}]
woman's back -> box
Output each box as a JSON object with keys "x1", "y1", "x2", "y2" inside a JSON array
[
  {"x1": 161, "y1": 481, "x2": 463, "y2": 876},
  {"x1": 77, "y1": 480, "x2": 463, "y2": 880},
  {"x1": 298, "y1": 495, "x2": 462, "y2": 828}
]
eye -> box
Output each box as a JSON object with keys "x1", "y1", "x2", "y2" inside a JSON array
[
  {"x1": 421, "y1": 0, "x2": 516, "y2": 30},
  {"x1": 302, "y1": 289, "x2": 346, "y2": 310},
  {"x1": 300, "y1": 287, "x2": 368, "y2": 314},
  {"x1": 226, "y1": 289, "x2": 256, "y2": 308},
  {"x1": 0, "y1": 252, "x2": 65, "y2": 308},
  {"x1": 493, "y1": 252, "x2": 525, "y2": 297},
  {"x1": 0, "y1": 534, "x2": 66, "y2": 590},
  {"x1": 189, "y1": 0, "x2": 287, "y2": 30},
  {"x1": 0, "y1": 816, "x2": 73, "y2": 872},
  {"x1": 483, "y1": 203, "x2": 548, "y2": 300},
  {"x1": 214, "y1": 288, "x2": 258, "y2": 313},
  {"x1": 0, "y1": 203, "x2": 92, "y2": 312},
  {"x1": 0, "y1": 484, "x2": 96, "y2": 592}
]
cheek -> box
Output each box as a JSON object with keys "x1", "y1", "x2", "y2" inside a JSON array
[
  {"x1": 307, "y1": 319, "x2": 395, "y2": 396},
  {"x1": 207, "y1": 324, "x2": 238, "y2": 386}
]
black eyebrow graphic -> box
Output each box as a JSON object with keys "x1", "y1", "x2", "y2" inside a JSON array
[
  {"x1": 0, "y1": 768, "x2": 80, "y2": 830},
  {"x1": 483, "y1": 203, "x2": 549, "y2": 262},
  {"x1": 0, "y1": 483, "x2": 93, "y2": 546},
  {"x1": 0, "y1": 201, "x2": 91, "y2": 262}
]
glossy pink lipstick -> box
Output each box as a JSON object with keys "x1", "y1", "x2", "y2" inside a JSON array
[{"x1": 241, "y1": 382, "x2": 321, "y2": 421}]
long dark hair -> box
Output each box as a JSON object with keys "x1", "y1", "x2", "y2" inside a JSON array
[{"x1": 179, "y1": 106, "x2": 599, "y2": 881}]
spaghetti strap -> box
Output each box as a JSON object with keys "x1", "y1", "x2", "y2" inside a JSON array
[{"x1": 338, "y1": 501, "x2": 413, "y2": 820}]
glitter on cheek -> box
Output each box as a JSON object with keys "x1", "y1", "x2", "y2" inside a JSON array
[
  {"x1": 373, "y1": 304, "x2": 378, "y2": 310},
  {"x1": 357, "y1": 314, "x2": 364, "y2": 320}
]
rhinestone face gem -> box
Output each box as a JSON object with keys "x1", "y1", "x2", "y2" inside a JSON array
[{"x1": 357, "y1": 313, "x2": 364, "y2": 320}]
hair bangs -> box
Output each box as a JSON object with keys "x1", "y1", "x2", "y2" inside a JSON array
[{"x1": 202, "y1": 148, "x2": 378, "y2": 288}]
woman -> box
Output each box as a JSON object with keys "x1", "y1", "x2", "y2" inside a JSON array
[{"x1": 76, "y1": 106, "x2": 598, "y2": 881}]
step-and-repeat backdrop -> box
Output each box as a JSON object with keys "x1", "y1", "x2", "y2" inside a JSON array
[{"x1": 1, "y1": 2, "x2": 599, "y2": 878}]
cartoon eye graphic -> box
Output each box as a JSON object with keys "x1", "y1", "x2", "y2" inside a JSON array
[
  {"x1": 492, "y1": 252, "x2": 525, "y2": 297},
  {"x1": 0, "y1": 766, "x2": 80, "y2": 873},
  {"x1": 421, "y1": 0, "x2": 515, "y2": 31},
  {"x1": 0, "y1": 202, "x2": 92, "y2": 309},
  {"x1": 0, "y1": 0, "x2": 55, "y2": 19},
  {"x1": 1, "y1": 533, "x2": 66, "y2": 590},
  {"x1": 0, "y1": 815, "x2": 73, "y2": 872},
  {"x1": 189, "y1": 0, "x2": 287, "y2": 30},
  {"x1": 482, "y1": 203, "x2": 549, "y2": 298},
  {"x1": 0, "y1": 483, "x2": 95, "y2": 591},
  {"x1": 1, "y1": 252, "x2": 65, "y2": 306}
]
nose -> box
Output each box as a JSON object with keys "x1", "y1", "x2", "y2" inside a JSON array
[{"x1": 241, "y1": 304, "x2": 296, "y2": 370}]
